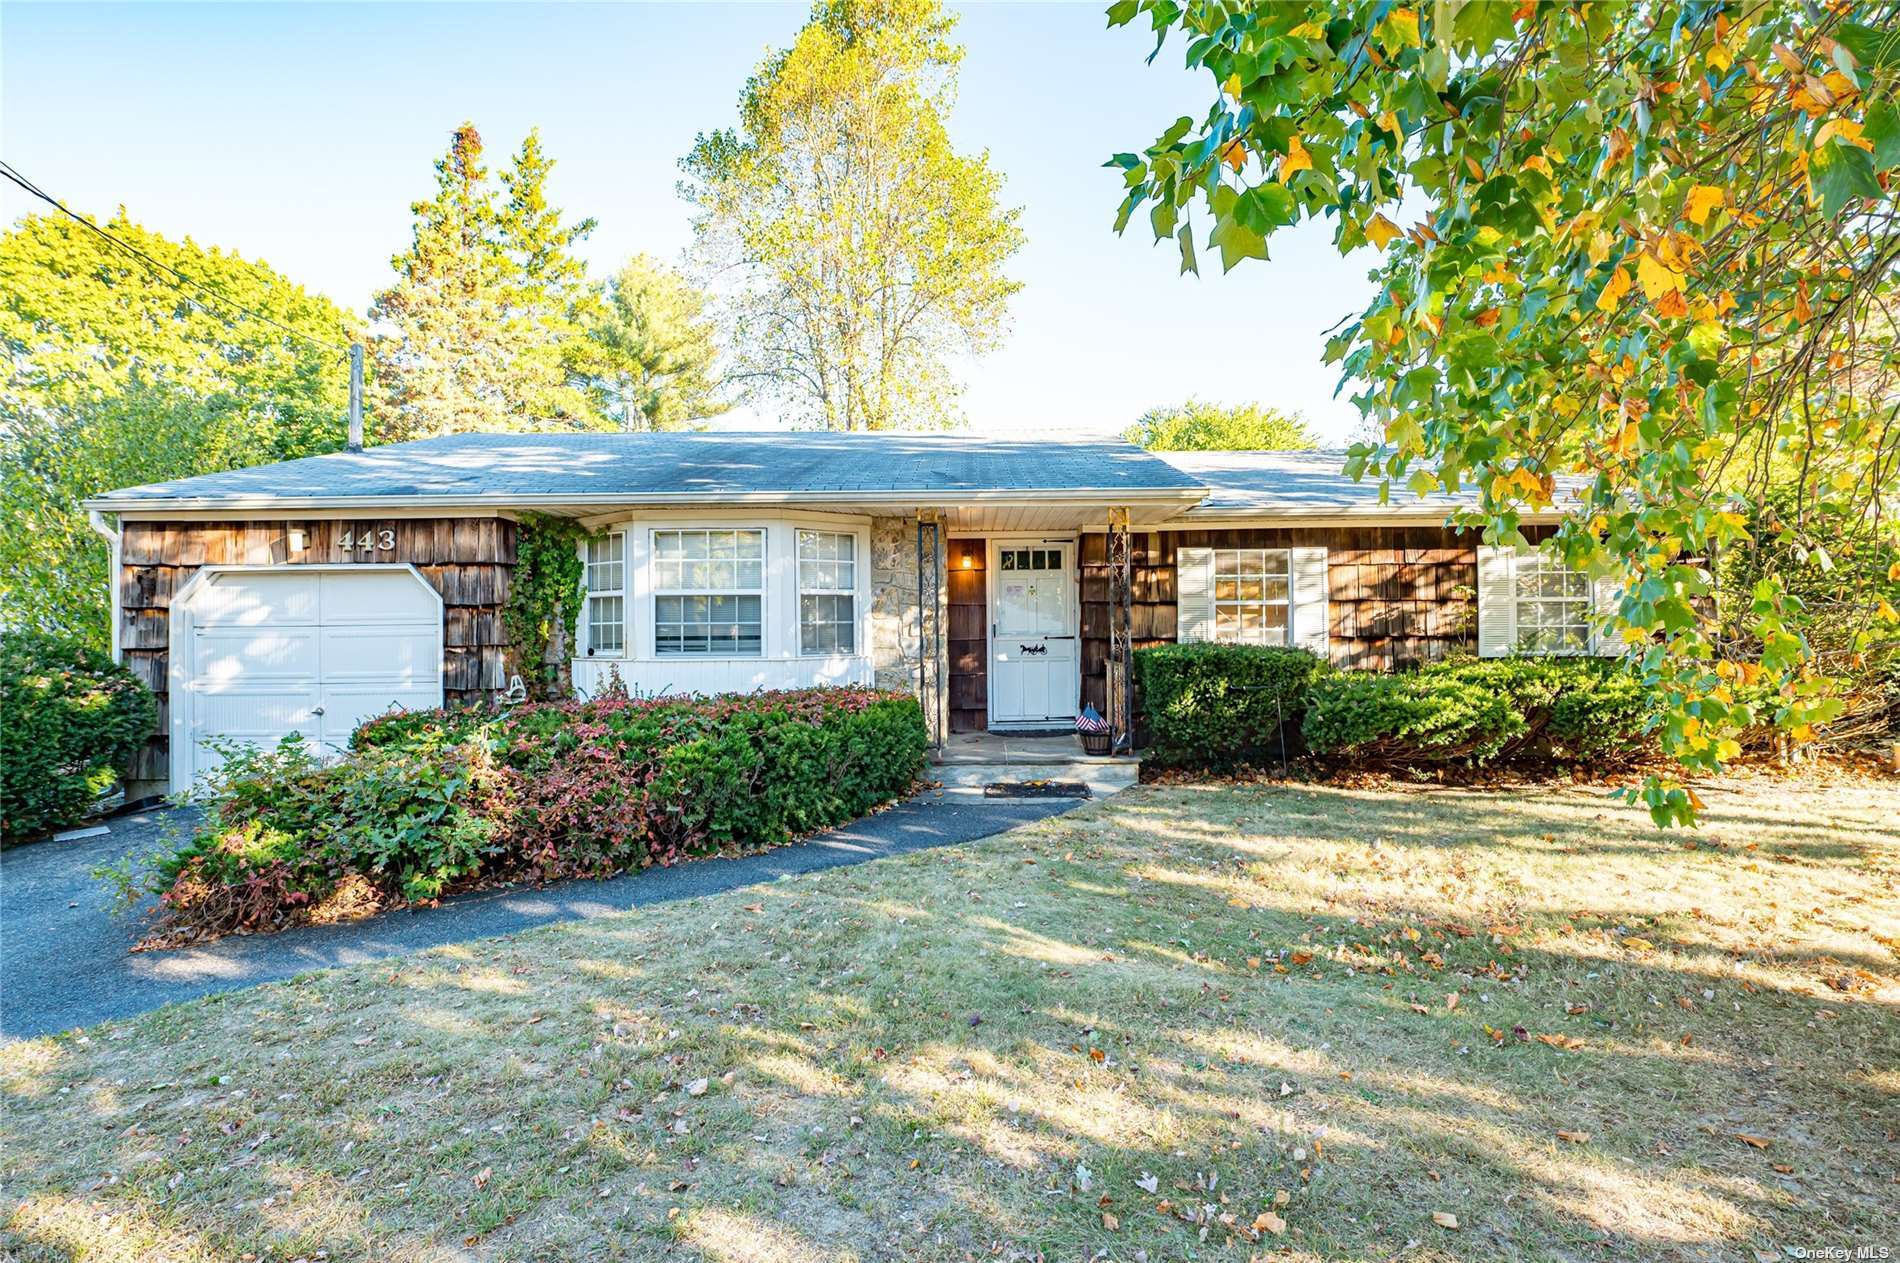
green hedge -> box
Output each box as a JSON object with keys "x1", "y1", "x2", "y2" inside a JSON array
[
  {"x1": 1302, "y1": 657, "x2": 1651, "y2": 768},
  {"x1": 141, "y1": 688, "x2": 927, "y2": 942},
  {"x1": 2, "y1": 632, "x2": 157, "y2": 840},
  {"x1": 1134, "y1": 643, "x2": 1329, "y2": 769}
]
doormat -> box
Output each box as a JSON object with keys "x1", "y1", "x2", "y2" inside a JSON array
[{"x1": 984, "y1": 780, "x2": 1090, "y2": 799}]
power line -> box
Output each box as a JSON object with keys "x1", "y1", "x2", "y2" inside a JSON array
[{"x1": 0, "y1": 158, "x2": 350, "y2": 358}]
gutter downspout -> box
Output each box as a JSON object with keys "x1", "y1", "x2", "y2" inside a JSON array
[{"x1": 88, "y1": 510, "x2": 121, "y2": 662}]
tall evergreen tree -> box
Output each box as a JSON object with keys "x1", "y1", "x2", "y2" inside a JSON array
[
  {"x1": 500, "y1": 130, "x2": 596, "y2": 303},
  {"x1": 579, "y1": 255, "x2": 728, "y2": 430},
  {"x1": 369, "y1": 123, "x2": 600, "y2": 439},
  {"x1": 498, "y1": 128, "x2": 601, "y2": 423}
]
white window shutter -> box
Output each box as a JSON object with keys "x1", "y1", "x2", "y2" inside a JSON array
[
  {"x1": 1475, "y1": 546, "x2": 1516, "y2": 658},
  {"x1": 1590, "y1": 574, "x2": 1622, "y2": 657},
  {"x1": 1289, "y1": 546, "x2": 1330, "y2": 659},
  {"x1": 1176, "y1": 546, "x2": 1214, "y2": 643}
]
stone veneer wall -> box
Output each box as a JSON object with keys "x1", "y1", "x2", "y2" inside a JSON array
[{"x1": 868, "y1": 515, "x2": 948, "y2": 741}]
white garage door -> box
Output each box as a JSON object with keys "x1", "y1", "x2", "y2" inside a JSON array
[{"x1": 177, "y1": 567, "x2": 443, "y2": 785}]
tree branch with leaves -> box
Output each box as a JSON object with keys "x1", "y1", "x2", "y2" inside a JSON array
[{"x1": 1109, "y1": 0, "x2": 1899, "y2": 822}]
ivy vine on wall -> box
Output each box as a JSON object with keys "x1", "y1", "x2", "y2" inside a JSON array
[{"x1": 504, "y1": 513, "x2": 586, "y2": 697}]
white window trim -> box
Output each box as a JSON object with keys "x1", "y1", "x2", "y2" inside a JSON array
[
  {"x1": 650, "y1": 527, "x2": 769, "y2": 659},
  {"x1": 795, "y1": 528, "x2": 859, "y2": 658},
  {"x1": 1177, "y1": 543, "x2": 1329, "y2": 658},
  {"x1": 581, "y1": 530, "x2": 627, "y2": 659},
  {"x1": 1211, "y1": 547, "x2": 1293, "y2": 647},
  {"x1": 1477, "y1": 544, "x2": 1618, "y2": 658},
  {"x1": 1510, "y1": 550, "x2": 1593, "y2": 657}
]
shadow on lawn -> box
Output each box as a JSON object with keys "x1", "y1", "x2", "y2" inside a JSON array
[{"x1": 3, "y1": 781, "x2": 1896, "y2": 1261}]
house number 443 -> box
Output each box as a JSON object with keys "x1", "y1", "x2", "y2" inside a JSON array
[{"x1": 338, "y1": 527, "x2": 396, "y2": 552}]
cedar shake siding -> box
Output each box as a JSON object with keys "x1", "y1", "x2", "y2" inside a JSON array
[
  {"x1": 947, "y1": 537, "x2": 987, "y2": 733},
  {"x1": 117, "y1": 518, "x2": 515, "y2": 797},
  {"x1": 1079, "y1": 525, "x2": 1493, "y2": 717}
]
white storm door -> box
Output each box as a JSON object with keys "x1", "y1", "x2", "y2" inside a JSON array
[
  {"x1": 188, "y1": 571, "x2": 324, "y2": 773},
  {"x1": 313, "y1": 570, "x2": 442, "y2": 751},
  {"x1": 989, "y1": 541, "x2": 1077, "y2": 724}
]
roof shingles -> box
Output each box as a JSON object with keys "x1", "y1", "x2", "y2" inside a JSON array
[
  {"x1": 88, "y1": 433, "x2": 1564, "y2": 519},
  {"x1": 90, "y1": 431, "x2": 1205, "y2": 505}
]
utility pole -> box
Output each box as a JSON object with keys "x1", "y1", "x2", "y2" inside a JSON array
[{"x1": 347, "y1": 342, "x2": 364, "y2": 451}]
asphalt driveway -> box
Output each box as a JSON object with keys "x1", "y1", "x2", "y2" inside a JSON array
[{"x1": 1, "y1": 791, "x2": 1080, "y2": 1040}]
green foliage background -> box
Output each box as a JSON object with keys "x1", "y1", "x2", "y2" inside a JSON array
[
  {"x1": 1, "y1": 212, "x2": 357, "y2": 649},
  {"x1": 1302, "y1": 658, "x2": 1653, "y2": 768},
  {"x1": 1107, "y1": 0, "x2": 1900, "y2": 820},
  {"x1": 1, "y1": 631, "x2": 158, "y2": 839},
  {"x1": 1124, "y1": 398, "x2": 1317, "y2": 450}
]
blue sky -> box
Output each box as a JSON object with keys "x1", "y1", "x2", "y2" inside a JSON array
[{"x1": 2, "y1": 1, "x2": 1379, "y2": 442}]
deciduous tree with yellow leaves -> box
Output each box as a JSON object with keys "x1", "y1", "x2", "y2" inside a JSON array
[{"x1": 1109, "y1": 0, "x2": 1899, "y2": 822}]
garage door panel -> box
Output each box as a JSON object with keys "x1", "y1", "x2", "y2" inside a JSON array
[
  {"x1": 190, "y1": 683, "x2": 322, "y2": 779},
  {"x1": 193, "y1": 627, "x2": 321, "y2": 687},
  {"x1": 194, "y1": 572, "x2": 319, "y2": 627},
  {"x1": 315, "y1": 625, "x2": 439, "y2": 682},
  {"x1": 320, "y1": 570, "x2": 439, "y2": 624}
]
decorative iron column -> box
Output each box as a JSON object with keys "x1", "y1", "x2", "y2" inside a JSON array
[
  {"x1": 915, "y1": 514, "x2": 942, "y2": 748},
  {"x1": 1106, "y1": 508, "x2": 1133, "y2": 753}
]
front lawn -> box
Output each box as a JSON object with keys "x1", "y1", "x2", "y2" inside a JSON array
[{"x1": 4, "y1": 774, "x2": 1896, "y2": 1261}]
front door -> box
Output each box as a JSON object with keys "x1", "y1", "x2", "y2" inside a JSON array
[{"x1": 988, "y1": 540, "x2": 1077, "y2": 725}]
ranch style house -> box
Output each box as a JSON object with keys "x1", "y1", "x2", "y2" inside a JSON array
[{"x1": 83, "y1": 431, "x2": 1610, "y2": 800}]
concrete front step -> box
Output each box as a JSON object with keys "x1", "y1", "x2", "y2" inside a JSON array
[{"x1": 931, "y1": 760, "x2": 1139, "y2": 801}]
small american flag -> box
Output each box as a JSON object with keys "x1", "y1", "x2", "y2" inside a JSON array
[{"x1": 1075, "y1": 703, "x2": 1108, "y2": 734}]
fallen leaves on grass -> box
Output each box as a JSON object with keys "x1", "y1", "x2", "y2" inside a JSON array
[{"x1": 1432, "y1": 1211, "x2": 1461, "y2": 1230}]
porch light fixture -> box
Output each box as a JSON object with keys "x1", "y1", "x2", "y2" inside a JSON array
[{"x1": 961, "y1": 554, "x2": 973, "y2": 568}]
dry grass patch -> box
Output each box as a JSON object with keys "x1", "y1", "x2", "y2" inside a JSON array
[{"x1": 3, "y1": 775, "x2": 1896, "y2": 1261}]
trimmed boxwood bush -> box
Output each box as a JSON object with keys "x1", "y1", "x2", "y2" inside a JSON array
[
  {"x1": 1302, "y1": 657, "x2": 1651, "y2": 768},
  {"x1": 2, "y1": 632, "x2": 157, "y2": 840},
  {"x1": 1135, "y1": 643, "x2": 1328, "y2": 769},
  {"x1": 141, "y1": 687, "x2": 926, "y2": 943}
]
